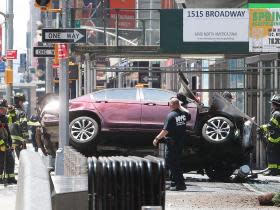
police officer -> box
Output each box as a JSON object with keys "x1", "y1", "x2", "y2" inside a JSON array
[
  {"x1": 153, "y1": 97, "x2": 191, "y2": 191},
  {"x1": 222, "y1": 91, "x2": 234, "y2": 103},
  {"x1": 7, "y1": 93, "x2": 28, "y2": 158},
  {"x1": 28, "y1": 114, "x2": 41, "y2": 152},
  {"x1": 259, "y1": 94, "x2": 280, "y2": 176},
  {"x1": 0, "y1": 99, "x2": 16, "y2": 184}
]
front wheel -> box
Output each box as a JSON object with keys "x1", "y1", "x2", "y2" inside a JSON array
[{"x1": 69, "y1": 116, "x2": 99, "y2": 154}]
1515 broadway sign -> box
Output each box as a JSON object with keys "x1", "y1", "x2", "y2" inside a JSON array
[
  {"x1": 249, "y1": 8, "x2": 280, "y2": 52},
  {"x1": 183, "y1": 9, "x2": 249, "y2": 42}
]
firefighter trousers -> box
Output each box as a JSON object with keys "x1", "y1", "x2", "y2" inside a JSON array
[
  {"x1": 267, "y1": 142, "x2": 280, "y2": 174},
  {"x1": 0, "y1": 150, "x2": 15, "y2": 180}
]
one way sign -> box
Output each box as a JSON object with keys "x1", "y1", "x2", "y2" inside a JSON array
[{"x1": 42, "y1": 28, "x2": 87, "y2": 43}]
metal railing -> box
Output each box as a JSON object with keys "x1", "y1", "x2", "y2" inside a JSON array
[{"x1": 71, "y1": 8, "x2": 160, "y2": 46}]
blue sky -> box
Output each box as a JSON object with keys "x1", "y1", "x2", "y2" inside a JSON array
[{"x1": 0, "y1": 0, "x2": 30, "y2": 55}]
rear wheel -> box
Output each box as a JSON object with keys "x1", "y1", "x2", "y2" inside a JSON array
[
  {"x1": 69, "y1": 116, "x2": 99, "y2": 155},
  {"x1": 205, "y1": 164, "x2": 235, "y2": 181},
  {"x1": 202, "y1": 116, "x2": 234, "y2": 144}
]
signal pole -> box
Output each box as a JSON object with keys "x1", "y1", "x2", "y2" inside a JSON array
[
  {"x1": 45, "y1": 11, "x2": 53, "y2": 93},
  {"x1": 5, "y1": 0, "x2": 14, "y2": 104},
  {"x1": 55, "y1": 0, "x2": 69, "y2": 175}
]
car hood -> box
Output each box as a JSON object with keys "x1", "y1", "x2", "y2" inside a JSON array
[{"x1": 178, "y1": 70, "x2": 253, "y2": 123}]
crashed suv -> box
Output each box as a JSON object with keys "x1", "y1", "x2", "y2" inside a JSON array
[{"x1": 38, "y1": 72, "x2": 254, "y2": 180}]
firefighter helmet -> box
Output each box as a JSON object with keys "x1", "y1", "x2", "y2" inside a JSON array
[
  {"x1": 0, "y1": 99, "x2": 8, "y2": 108},
  {"x1": 270, "y1": 94, "x2": 280, "y2": 105},
  {"x1": 14, "y1": 92, "x2": 26, "y2": 105}
]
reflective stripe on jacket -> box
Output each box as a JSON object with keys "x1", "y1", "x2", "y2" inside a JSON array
[{"x1": 261, "y1": 110, "x2": 280, "y2": 143}]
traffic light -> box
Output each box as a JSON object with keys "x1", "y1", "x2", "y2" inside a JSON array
[
  {"x1": 34, "y1": 0, "x2": 52, "y2": 11},
  {"x1": 5, "y1": 67, "x2": 13, "y2": 84}
]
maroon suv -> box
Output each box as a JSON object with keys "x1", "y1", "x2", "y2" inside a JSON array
[{"x1": 39, "y1": 72, "x2": 254, "y2": 180}]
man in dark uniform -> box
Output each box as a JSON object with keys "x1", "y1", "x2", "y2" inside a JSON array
[
  {"x1": 259, "y1": 94, "x2": 280, "y2": 176},
  {"x1": 28, "y1": 114, "x2": 41, "y2": 152},
  {"x1": 153, "y1": 97, "x2": 191, "y2": 191},
  {"x1": 0, "y1": 99, "x2": 16, "y2": 184}
]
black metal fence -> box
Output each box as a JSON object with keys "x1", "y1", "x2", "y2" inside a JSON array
[{"x1": 88, "y1": 155, "x2": 165, "y2": 210}]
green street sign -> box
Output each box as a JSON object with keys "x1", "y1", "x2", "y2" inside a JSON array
[{"x1": 75, "y1": 20, "x2": 81, "y2": 28}]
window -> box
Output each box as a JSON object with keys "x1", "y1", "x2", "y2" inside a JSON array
[
  {"x1": 105, "y1": 89, "x2": 137, "y2": 100},
  {"x1": 142, "y1": 89, "x2": 175, "y2": 102},
  {"x1": 91, "y1": 90, "x2": 105, "y2": 100}
]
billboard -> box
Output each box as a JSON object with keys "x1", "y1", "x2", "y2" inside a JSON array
[
  {"x1": 249, "y1": 8, "x2": 280, "y2": 52},
  {"x1": 183, "y1": 9, "x2": 249, "y2": 42},
  {"x1": 109, "y1": 0, "x2": 136, "y2": 29},
  {"x1": 0, "y1": 25, "x2": 2, "y2": 56}
]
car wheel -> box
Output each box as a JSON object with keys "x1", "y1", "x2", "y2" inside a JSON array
[
  {"x1": 205, "y1": 164, "x2": 235, "y2": 181},
  {"x1": 69, "y1": 116, "x2": 99, "y2": 154},
  {"x1": 202, "y1": 116, "x2": 234, "y2": 144}
]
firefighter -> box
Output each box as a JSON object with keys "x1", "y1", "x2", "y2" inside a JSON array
[
  {"x1": 0, "y1": 99, "x2": 16, "y2": 184},
  {"x1": 153, "y1": 97, "x2": 191, "y2": 191},
  {"x1": 27, "y1": 114, "x2": 41, "y2": 152},
  {"x1": 259, "y1": 94, "x2": 280, "y2": 176},
  {"x1": 7, "y1": 93, "x2": 28, "y2": 159}
]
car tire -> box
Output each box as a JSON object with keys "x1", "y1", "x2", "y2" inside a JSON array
[
  {"x1": 69, "y1": 116, "x2": 99, "y2": 154},
  {"x1": 202, "y1": 116, "x2": 234, "y2": 144},
  {"x1": 205, "y1": 164, "x2": 235, "y2": 181}
]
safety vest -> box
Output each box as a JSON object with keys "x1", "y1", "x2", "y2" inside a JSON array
[{"x1": 261, "y1": 110, "x2": 280, "y2": 143}]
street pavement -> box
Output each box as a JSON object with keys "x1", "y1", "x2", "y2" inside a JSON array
[{"x1": 1, "y1": 146, "x2": 280, "y2": 210}]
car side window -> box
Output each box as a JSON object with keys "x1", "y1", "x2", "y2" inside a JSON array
[
  {"x1": 91, "y1": 90, "x2": 106, "y2": 100},
  {"x1": 142, "y1": 89, "x2": 176, "y2": 102},
  {"x1": 105, "y1": 89, "x2": 137, "y2": 100}
]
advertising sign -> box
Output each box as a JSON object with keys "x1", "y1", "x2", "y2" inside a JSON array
[
  {"x1": 0, "y1": 62, "x2": 5, "y2": 73},
  {"x1": 249, "y1": 8, "x2": 280, "y2": 52},
  {"x1": 0, "y1": 26, "x2": 2, "y2": 56},
  {"x1": 183, "y1": 9, "x2": 249, "y2": 42},
  {"x1": 109, "y1": 0, "x2": 136, "y2": 29}
]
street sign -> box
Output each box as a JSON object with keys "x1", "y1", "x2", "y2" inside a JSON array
[
  {"x1": 0, "y1": 61, "x2": 5, "y2": 72},
  {"x1": 42, "y1": 28, "x2": 87, "y2": 43},
  {"x1": 142, "y1": 75, "x2": 159, "y2": 83},
  {"x1": 33, "y1": 46, "x2": 55, "y2": 57},
  {"x1": 6, "y1": 50, "x2": 17, "y2": 60}
]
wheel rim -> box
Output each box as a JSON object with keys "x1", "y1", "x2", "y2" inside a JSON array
[
  {"x1": 205, "y1": 119, "x2": 230, "y2": 142},
  {"x1": 70, "y1": 118, "x2": 96, "y2": 143}
]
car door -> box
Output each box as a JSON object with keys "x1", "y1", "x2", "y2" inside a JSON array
[
  {"x1": 140, "y1": 89, "x2": 176, "y2": 130},
  {"x1": 92, "y1": 88, "x2": 141, "y2": 130}
]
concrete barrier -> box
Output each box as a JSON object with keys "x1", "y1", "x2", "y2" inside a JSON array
[{"x1": 15, "y1": 150, "x2": 52, "y2": 210}]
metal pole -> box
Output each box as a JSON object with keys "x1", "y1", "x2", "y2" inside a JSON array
[
  {"x1": 45, "y1": 12, "x2": 53, "y2": 94},
  {"x1": 92, "y1": 59, "x2": 96, "y2": 90},
  {"x1": 5, "y1": 0, "x2": 13, "y2": 104},
  {"x1": 84, "y1": 53, "x2": 89, "y2": 94},
  {"x1": 274, "y1": 60, "x2": 278, "y2": 93},
  {"x1": 55, "y1": 0, "x2": 70, "y2": 175}
]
